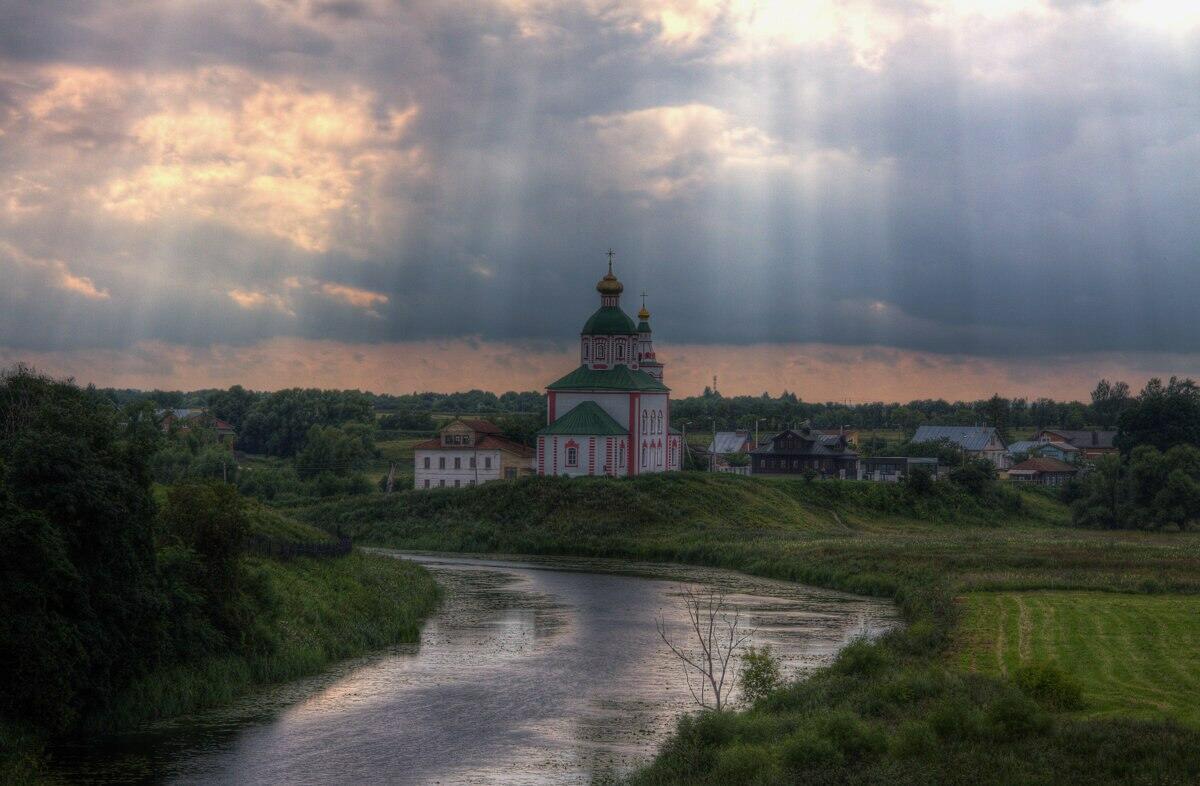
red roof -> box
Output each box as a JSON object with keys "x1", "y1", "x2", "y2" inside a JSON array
[
  {"x1": 461, "y1": 419, "x2": 503, "y2": 434},
  {"x1": 412, "y1": 434, "x2": 533, "y2": 457},
  {"x1": 1009, "y1": 457, "x2": 1078, "y2": 474}
]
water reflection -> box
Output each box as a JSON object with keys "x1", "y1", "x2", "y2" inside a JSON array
[{"x1": 52, "y1": 552, "x2": 898, "y2": 785}]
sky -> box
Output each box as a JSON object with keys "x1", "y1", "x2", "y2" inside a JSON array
[{"x1": 1, "y1": 0, "x2": 1198, "y2": 400}]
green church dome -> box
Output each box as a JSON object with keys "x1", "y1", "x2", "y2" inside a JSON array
[{"x1": 581, "y1": 306, "x2": 636, "y2": 335}]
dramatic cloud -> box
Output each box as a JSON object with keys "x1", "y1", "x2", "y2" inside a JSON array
[{"x1": 1, "y1": 0, "x2": 1198, "y2": 395}]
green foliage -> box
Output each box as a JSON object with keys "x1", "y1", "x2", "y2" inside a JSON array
[
  {"x1": 0, "y1": 367, "x2": 163, "y2": 733},
  {"x1": 295, "y1": 423, "x2": 375, "y2": 479},
  {"x1": 739, "y1": 646, "x2": 783, "y2": 706},
  {"x1": 1072, "y1": 446, "x2": 1200, "y2": 530},
  {"x1": 780, "y1": 729, "x2": 843, "y2": 770},
  {"x1": 985, "y1": 692, "x2": 1051, "y2": 740},
  {"x1": 1116, "y1": 376, "x2": 1200, "y2": 455},
  {"x1": 891, "y1": 720, "x2": 938, "y2": 758},
  {"x1": 238, "y1": 388, "x2": 375, "y2": 456},
  {"x1": 819, "y1": 710, "x2": 888, "y2": 759},
  {"x1": 897, "y1": 437, "x2": 963, "y2": 464},
  {"x1": 948, "y1": 458, "x2": 998, "y2": 496},
  {"x1": 1014, "y1": 663, "x2": 1085, "y2": 712},
  {"x1": 711, "y1": 742, "x2": 780, "y2": 783},
  {"x1": 903, "y1": 465, "x2": 935, "y2": 495},
  {"x1": 833, "y1": 639, "x2": 890, "y2": 678}
]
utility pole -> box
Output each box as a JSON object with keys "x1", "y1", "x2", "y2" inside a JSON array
[
  {"x1": 711, "y1": 418, "x2": 716, "y2": 472},
  {"x1": 385, "y1": 462, "x2": 396, "y2": 494}
]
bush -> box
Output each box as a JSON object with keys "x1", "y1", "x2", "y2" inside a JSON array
[
  {"x1": 891, "y1": 720, "x2": 938, "y2": 758},
  {"x1": 712, "y1": 742, "x2": 780, "y2": 783},
  {"x1": 986, "y1": 692, "x2": 1051, "y2": 740},
  {"x1": 781, "y1": 729, "x2": 843, "y2": 770},
  {"x1": 833, "y1": 638, "x2": 889, "y2": 678},
  {"x1": 819, "y1": 710, "x2": 887, "y2": 760},
  {"x1": 927, "y1": 697, "x2": 986, "y2": 741},
  {"x1": 740, "y1": 646, "x2": 783, "y2": 706},
  {"x1": 1014, "y1": 663, "x2": 1085, "y2": 712},
  {"x1": 904, "y1": 466, "x2": 935, "y2": 495}
]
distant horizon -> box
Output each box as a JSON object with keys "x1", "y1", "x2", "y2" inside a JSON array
[{"x1": 6, "y1": 339, "x2": 1194, "y2": 404}]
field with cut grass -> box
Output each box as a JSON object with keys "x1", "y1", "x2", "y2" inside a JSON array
[{"x1": 954, "y1": 591, "x2": 1200, "y2": 727}]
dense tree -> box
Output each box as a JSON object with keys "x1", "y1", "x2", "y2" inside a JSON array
[
  {"x1": 0, "y1": 367, "x2": 163, "y2": 731},
  {"x1": 1115, "y1": 377, "x2": 1200, "y2": 455},
  {"x1": 1090, "y1": 379, "x2": 1132, "y2": 430},
  {"x1": 294, "y1": 424, "x2": 375, "y2": 479},
  {"x1": 238, "y1": 388, "x2": 375, "y2": 456},
  {"x1": 1071, "y1": 446, "x2": 1200, "y2": 531}
]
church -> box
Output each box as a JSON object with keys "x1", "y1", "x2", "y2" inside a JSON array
[{"x1": 536, "y1": 256, "x2": 682, "y2": 476}]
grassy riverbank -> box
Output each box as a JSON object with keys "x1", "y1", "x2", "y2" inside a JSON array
[
  {"x1": 2, "y1": 514, "x2": 439, "y2": 785},
  {"x1": 88, "y1": 549, "x2": 440, "y2": 733},
  {"x1": 294, "y1": 473, "x2": 1200, "y2": 784}
]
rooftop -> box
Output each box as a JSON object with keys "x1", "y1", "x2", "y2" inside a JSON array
[
  {"x1": 539, "y1": 401, "x2": 628, "y2": 436},
  {"x1": 547, "y1": 364, "x2": 669, "y2": 392}
]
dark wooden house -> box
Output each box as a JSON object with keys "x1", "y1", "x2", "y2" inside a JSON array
[{"x1": 750, "y1": 428, "x2": 858, "y2": 479}]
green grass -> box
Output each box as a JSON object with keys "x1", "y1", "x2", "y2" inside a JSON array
[
  {"x1": 88, "y1": 551, "x2": 439, "y2": 732},
  {"x1": 289, "y1": 472, "x2": 1200, "y2": 784},
  {"x1": 954, "y1": 591, "x2": 1200, "y2": 727}
]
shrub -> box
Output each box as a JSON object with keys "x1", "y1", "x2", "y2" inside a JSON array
[
  {"x1": 1014, "y1": 663, "x2": 1085, "y2": 712},
  {"x1": 740, "y1": 646, "x2": 784, "y2": 706},
  {"x1": 712, "y1": 742, "x2": 779, "y2": 783},
  {"x1": 833, "y1": 638, "x2": 889, "y2": 678},
  {"x1": 820, "y1": 710, "x2": 887, "y2": 760},
  {"x1": 927, "y1": 697, "x2": 986, "y2": 741},
  {"x1": 781, "y1": 729, "x2": 843, "y2": 770},
  {"x1": 986, "y1": 692, "x2": 1051, "y2": 740},
  {"x1": 891, "y1": 720, "x2": 938, "y2": 758}
]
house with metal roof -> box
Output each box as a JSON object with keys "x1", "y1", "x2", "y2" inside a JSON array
[
  {"x1": 1008, "y1": 440, "x2": 1079, "y2": 464},
  {"x1": 910, "y1": 425, "x2": 1011, "y2": 469},
  {"x1": 535, "y1": 257, "x2": 681, "y2": 477},
  {"x1": 1007, "y1": 457, "x2": 1079, "y2": 486},
  {"x1": 1034, "y1": 429, "x2": 1118, "y2": 460},
  {"x1": 750, "y1": 427, "x2": 858, "y2": 479}
]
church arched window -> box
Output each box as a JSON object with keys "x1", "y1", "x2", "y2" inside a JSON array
[
  {"x1": 616, "y1": 341, "x2": 625, "y2": 362},
  {"x1": 595, "y1": 341, "x2": 606, "y2": 361},
  {"x1": 641, "y1": 410, "x2": 647, "y2": 434},
  {"x1": 582, "y1": 339, "x2": 590, "y2": 360}
]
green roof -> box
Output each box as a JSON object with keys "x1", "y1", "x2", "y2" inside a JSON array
[
  {"x1": 547, "y1": 364, "x2": 669, "y2": 392},
  {"x1": 538, "y1": 401, "x2": 628, "y2": 436},
  {"x1": 581, "y1": 306, "x2": 637, "y2": 335}
]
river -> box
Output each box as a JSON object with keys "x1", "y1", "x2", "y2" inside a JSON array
[{"x1": 52, "y1": 552, "x2": 898, "y2": 784}]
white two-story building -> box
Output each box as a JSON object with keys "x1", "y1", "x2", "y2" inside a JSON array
[{"x1": 413, "y1": 419, "x2": 534, "y2": 489}]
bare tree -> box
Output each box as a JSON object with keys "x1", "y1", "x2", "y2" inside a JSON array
[{"x1": 657, "y1": 586, "x2": 755, "y2": 712}]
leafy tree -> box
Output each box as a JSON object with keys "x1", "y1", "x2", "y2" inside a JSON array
[
  {"x1": 948, "y1": 459, "x2": 998, "y2": 496},
  {"x1": 903, "y1": 466, "x2": 935, "y2": 495},
  {"x1": 239, "y1": 388, "x2": 375, "y2": 456},
  {"x1": 1115, "y1": 377, "x2": 1200, "y2": 455},
  {"x1": 0, "y1": 367, "x2": 163, "y2": 731},
  {"x1": 295, "y1": 423, "x2": 375, "y2": 479},
  {"x1": 1090, "y1": 379, "x2": 1132, "y2": 430},
  {"x1": 206, "y1": 385, "x2": 259, "y2": 432},
  {"x1": 739, "y1": 646, "x2": 783, "y2": 705}
]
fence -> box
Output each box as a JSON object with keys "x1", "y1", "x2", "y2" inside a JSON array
[{"x1": 247, "y1": 535, "x2": 353, "y2": 560}]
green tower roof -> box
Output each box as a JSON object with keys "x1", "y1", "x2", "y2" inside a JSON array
[{"x1": 581, "y1": 306, "x2": 637, "y2": 335}]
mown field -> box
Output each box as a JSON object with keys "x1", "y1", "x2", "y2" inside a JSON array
[
  {"x1": 292, "y1": 472, "x2": 1200, "y2": 784},
  {"x1": 954, "y1": 591, "x2": 1200, "y2": 727}
]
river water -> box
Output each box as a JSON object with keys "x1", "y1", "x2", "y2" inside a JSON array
[{"x1": 52, "y1": 552, "x2": 898, "y2": 785}]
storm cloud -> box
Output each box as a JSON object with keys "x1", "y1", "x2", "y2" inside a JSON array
[{"x1": 1, "y1": 1, "x2": 1198, "y2": 393}]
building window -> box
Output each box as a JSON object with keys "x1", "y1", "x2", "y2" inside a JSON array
[
  {"x1": 485, "y1": 456, "x2": 492, "y2": 469},
  {"x1": 641, "y1": 410, "x2": 647, "y2": 433},
  {"x1": 424, "y1": 479, "x2": 430, "y2": 488},
  {"x1": 454, "y1": 457, "x2": 461, "y2": 469},
  {"x1": 469, "y1": 456, "x2": 476, "y2": 468},
  {"x1": 616, "y1": 342, "x2": 625, "y2": 361},
  {"x1": 454, "y1": 479, "x2": 460, "y2": 487},
  {"x1": 582, "y1": 340, "x2": 590, "y2": 360},
  {"x1": 439, "y1": 457, "x2": 446, "y2": 469},
  {"x1": 566, "y1": 445, "x2": 579, "y2": 467},
  {"x1": 439, "y1": 479, "x2": 445, "y2": 487},
  {"x1": 469, "y1": 480, "x2": 475, "y2": 487},
  {"x1": 424, "y1": 457, "x2": 430, "y2": 469},
  {"x1": 596, "y1": 342, "x2": 607, "y2": 361}
]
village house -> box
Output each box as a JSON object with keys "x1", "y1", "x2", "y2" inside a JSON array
[
  {"x1": 706, "y1": 430, "x2": 755, "y2": 474},
  {"x1": 859, "y1": 456, "x2": 941, "y2": 482},
  {"x1": 413, "y1": 419, "x2": 534, "y2": 489},
  {"x1": 811, "y1": 427, "x2": 861, "y2": 446},
  {"x1": 1007, "y1": 440, "x2": 1080, "y2": 464},
  {"x1": 750, "y1": 427, "x2": 859, "y2": 479},
  {"x1": 1034, "y1": 429, "x2": 1117, "y2": 461},
  {"x1": 1007, "y1": 456, "x2": 1080, "y2": 486},
  {"x1": 910, "y1": 425, "x2": 1011, "y2": 469},
  {"x1": 157, "y1": 408, "x2": 237, "y2": 449},
  {"x1": 536, "y1": 257, "x2": 682, "y2": 477}
]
